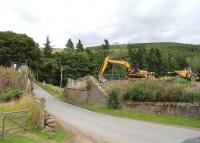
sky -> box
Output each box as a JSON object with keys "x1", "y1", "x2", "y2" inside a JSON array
[{"x1": 0, "y1": 0, "x2": 200, "y2": 47}]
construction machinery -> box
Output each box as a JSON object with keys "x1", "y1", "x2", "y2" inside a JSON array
[
  {"x1": 99, "y1": 56, "x2": 153, "y2": 82},
  {"x1": 168, "y1": 67, "x2": 199, "y2": 81}
]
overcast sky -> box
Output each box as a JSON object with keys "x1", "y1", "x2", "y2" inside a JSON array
[{"x1": 0, "y1": 0, "x2": 200, "y2": 47}]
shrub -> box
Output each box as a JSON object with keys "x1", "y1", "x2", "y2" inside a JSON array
[
  {"x1": 123, "y1": 79, "x2": 164, "y2": 102},
  {"x1": 0, "y1": 86, "x2": 24, "y2": 102},
  {"x1": 106, "y1": 85, "x2": 119, "y2": 109},
  {"x1": 182, "y1": 91, "x2": 200, "y2": 102},
  {"x1": 122, "y1": 79, "x2": 198, "y2": 102},
  {"x1": 0, "y1": 67, "x2": 26, "y2": 102}
]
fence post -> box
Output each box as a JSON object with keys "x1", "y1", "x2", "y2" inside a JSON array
[
  {"x1": 2, "y1": 115, "x2": 5, "y2": 141},
  {"x1": 25, "y1": 111, "x2": 28, "y2": 131}
]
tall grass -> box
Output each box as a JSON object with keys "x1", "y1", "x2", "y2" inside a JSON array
[
  {"x1": 106, "y1": 84, "x2": 119, "y2": 109},
  {"x1": 0, "y1": 67, "x2": 26, "y2": 102},
  {"x1": 122, "y1": 78, "x2": 200, "y2": 102},
  {"x1": 0, "y1": 95, "x2": 41, "y2": 129}
]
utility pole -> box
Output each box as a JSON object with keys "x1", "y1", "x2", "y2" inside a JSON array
[
  {"x1": 111, "y1": 64, "x2": 114, "y2": 80},
  {"x1": 60, "y1": 61, "x2": 63, "y2": 88}
]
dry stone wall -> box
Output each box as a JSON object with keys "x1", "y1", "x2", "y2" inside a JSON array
[{"x1": 120, "y1": 102, "x2": 200, "y2": 118}]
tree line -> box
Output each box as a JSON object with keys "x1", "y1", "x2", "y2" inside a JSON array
[{"x1": 0, "y1": 31, "x2": 199, "y2": 86}]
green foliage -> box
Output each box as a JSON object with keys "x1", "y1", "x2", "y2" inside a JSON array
[
  {"x1": 65, "y1": 38, "x2": 74, "y2": 49},
  {"x1": 106, "y1": 85, "x2": 119, "y2": 109},
  {"x1": 102, "y1": 39, "x2": 110, "y2": 56},
  {"x1": 90, "y1": 42, "x2": 200, "y2": 77},
  {"x1": 186, "y1": 56, "x2": 200, "y2": 73},
  {"x1": 0, "y1": 67, "x2": 26, "y2": 101},
  {"x1": 1, "y1": 126, "x2": 70, "y2": 143},
  {"x1": 0, "y1": 86, "x2": 24, "y2": 101},
  {"x1": 173, "y1": 78, "x2": 191, "y2": 85},
  {"x1": 37, "y1": 127, "x2": 70, "y2": 142},
  {"x1": 43, "y1": 36, "x2": 53, "y2": 58},
  {"x1": 122, "y1": 79, "x2": 199, "y2": 102},
  {"x1": 0, "y1": 31, "x2": 42, "y2": 71},
  {"x1": 38, "y1": 58, "x2": 59, "y2": 85},
  {"x1": 2, "y1": 135, "x2": 37, "y2": 143},
  {"x1": 36, "y1": 82, "x2": 63, "y2": 97},
  {"x1": 38, "y1": 49, "x2": 94, "y2": 86},
  {"x1": 76, "y1": 39, "x2": 84, "y2": 52}
]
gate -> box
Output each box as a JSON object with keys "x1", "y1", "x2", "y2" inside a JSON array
[{"x1": 0, "y1": 110, "x2": 28, "y2": 140}]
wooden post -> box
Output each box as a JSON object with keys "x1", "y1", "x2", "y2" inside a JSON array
[
  {"x1": 25, "y1": 111, "x2": 28, "y2": 131},
  {"x1": 2, "y1": 115, "x2": 5, "y2": 141},
  {"x1": 60, "y1": 64, "x2": 63, "y2": 88},
  {"x1": 111, "y1": 64, "x2": 114, "y2": 80}
]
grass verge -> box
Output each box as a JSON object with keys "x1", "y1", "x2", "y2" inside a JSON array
[
  {"x1": 36, "y1": 82, "x2": 64, "y2": 100},
  {"x1": 0, "y1": 96, "x2": 71, "y2": 143},
  {"x1": 82, "y1": 103, "x2": 200, "y2": 128},
  {"x1": 1, "y1": 126, "x2": 70, "y2": 143}
]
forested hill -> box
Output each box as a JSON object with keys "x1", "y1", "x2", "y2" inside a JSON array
[
  {"x1": 87, "y1": 42, "x2": 200, "y2": 77},
  {"x1": 88, "y1": 42, "x2": 200, "y2": 52}
]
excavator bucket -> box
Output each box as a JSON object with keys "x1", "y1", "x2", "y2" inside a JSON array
[{"x1": 99, "y1": 75, "x2": 107, "y2": 82}]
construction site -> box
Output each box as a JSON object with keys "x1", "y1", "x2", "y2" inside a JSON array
[{"x1": 63, "y1": 56, "x2": 200, "y2": 118}]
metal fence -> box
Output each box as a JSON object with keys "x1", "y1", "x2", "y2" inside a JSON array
[{"x1": 0, "y1": 110, "x2": 28, "y2": 140}]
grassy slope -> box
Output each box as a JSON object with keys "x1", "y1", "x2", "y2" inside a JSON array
[
  {"x1": 36, "y1": 82, "x2": 65, "y2": 101},
  {"x1": 88, "y1": 42, "x2": 200, "y2": 50},
  {"x1": 51, "y1": 42, "x2": 200, "y2": 52},
  {"x1": 37, "y1": 82, "x2": 200, "y2": 128}
]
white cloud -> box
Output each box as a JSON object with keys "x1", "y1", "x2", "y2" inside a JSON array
[{"x1": 0, "y1": 0, "x2": 200, "y2": 47}]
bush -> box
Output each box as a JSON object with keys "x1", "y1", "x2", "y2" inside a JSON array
[
  {"x1": 0, "y1": 67, "x2": 26, "y2": 102},
  {"x1": 123, "y1": 79, "x2": 163, "y2": 102},
  {"x1": 0, "y1": 87, "x2": 24, "y2": 101},
  {"x1": 122, "y1": 79, "x2": 199, "y2": 102},
  {"x1": 106, "y1": 85, "x2": 119, "y2": 109},
  {"x1": 182, "y1": 91, "x2": 200, "y2": 102}
]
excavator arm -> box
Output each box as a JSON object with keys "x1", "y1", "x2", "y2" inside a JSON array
[
  {"x1": 99, "y1": 56, "x2": 135, "y2": 76},
  {"x1": 99, "y1": 56, "x2": 151, "y2": 82}
]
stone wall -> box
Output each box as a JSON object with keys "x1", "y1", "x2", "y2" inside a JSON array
[{"x1": 120, "y1": 102, "x2": 200, "y2": 118}]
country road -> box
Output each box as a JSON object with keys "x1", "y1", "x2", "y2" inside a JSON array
[{"x1": 33, "y1": 83, "x2": 200, "y2": 143}]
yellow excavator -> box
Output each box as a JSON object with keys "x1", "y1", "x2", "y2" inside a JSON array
[
  {"x1": 99, "y1": 56, "x2": 153, "y2": 82},
  {"x1": 168, "y1": 67, "x2": 198, "y2": 81}
]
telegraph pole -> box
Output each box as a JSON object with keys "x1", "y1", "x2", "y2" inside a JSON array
[{"x1": 60, "y1": 61, "x2": 63, "y2": 88}]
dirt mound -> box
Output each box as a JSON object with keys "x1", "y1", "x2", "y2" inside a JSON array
[
  {"x1": 63, "y1": 76, "x2": 135, "y2": 105},
  {"x1": 99, "y1": 79, "x2": 132, "y2": 91},
  {"x1": 63, "y1": 76, "x2": 106, "y2": 104}
]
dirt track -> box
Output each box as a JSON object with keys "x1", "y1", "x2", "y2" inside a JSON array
[{"x1": 195, "y1": 82, "x2": 200, "y2": 88}]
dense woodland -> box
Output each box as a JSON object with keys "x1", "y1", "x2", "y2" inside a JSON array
[{"x1": 0, "y1": 31, "x2": 200, "y2": 86}]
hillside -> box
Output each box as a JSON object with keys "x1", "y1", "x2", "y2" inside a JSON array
[
  {"x1": 88, "y1": 42, "x2": 200, "y2": 50},
  {"x1": 51, "y1": 42, "x2": 200, "y2": 53}
]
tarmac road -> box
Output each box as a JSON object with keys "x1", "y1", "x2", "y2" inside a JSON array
[{"x1": 33, "y1": 83, "x2": 200, "y2": 143}]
